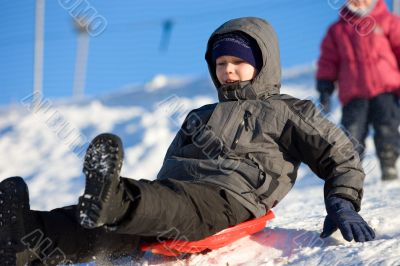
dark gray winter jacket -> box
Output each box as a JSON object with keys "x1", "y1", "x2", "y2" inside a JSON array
[{"x1": 156, "y1": 17, "x2": 365, "y2": 217}]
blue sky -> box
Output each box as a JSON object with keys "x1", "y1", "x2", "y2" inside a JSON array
[{"x1": 0, "y1": 0, "x2": 393, "y2": 105}]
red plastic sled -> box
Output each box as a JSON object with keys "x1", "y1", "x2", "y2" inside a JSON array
[{"x1": 140, "y1": 210, "x2": 275, "y2": 256}]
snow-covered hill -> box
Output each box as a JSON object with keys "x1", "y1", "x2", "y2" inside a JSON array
[{"x1": 0, "y1": 65, "x2": 399, "y2": 265}]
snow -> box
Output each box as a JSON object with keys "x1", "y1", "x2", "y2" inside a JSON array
[
  {"x1": 1, "y1": 66, "x2": 399, "y2": 265},
  {"x1": 144, "y1": 75, "x2": 195, "y2": 92}
]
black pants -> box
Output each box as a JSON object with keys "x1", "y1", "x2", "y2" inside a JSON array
[
  {"x1": 341, "y1": 93, "x2": 400, "y2": 162},
  {"x1": 25, "y1": 206, "x2": 141, "y2": 264},
  {"x1": 27, "y1": 178, "x2": 251, "y2": 264}
]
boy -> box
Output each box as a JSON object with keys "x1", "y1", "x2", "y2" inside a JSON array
[
  {"x1": 1, "y1": 17, "x2": 375, "y2": 265},
  {"x1": 316, "y1": 0, "x2": 400, "y2": 180}
]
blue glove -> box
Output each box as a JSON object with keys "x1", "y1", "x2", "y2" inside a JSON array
[{"x1": 320, "y1": 196, "x2": 375, "y2": 242}]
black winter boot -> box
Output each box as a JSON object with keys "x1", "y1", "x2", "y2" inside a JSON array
[
  {"x1": 381, "y1": 166, "x2": 398, "y2": 181},
  {"x1": 378, "y1": 148, "x2": 399, "y2": 181},
  {"x1": 78, "y1": 133, "x2": 129, "y2": 229},
  {"x1": 0, "y1": 177, "x2": 31, "y2": 265}
]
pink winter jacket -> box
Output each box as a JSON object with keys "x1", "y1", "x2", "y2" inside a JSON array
[{"x1": 316, "y1": 0, "x2": 400, "y2": 105}]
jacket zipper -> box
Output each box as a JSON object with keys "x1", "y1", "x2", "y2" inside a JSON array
[
  {"x1": 231, "y1": 111, "x2": 251, "y2": 149},
  {"x1": 244, "y1": 110, "x2": 251, "y2": 131}
]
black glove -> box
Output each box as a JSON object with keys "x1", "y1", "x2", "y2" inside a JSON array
[
  {"x1": 320, "y1": 196, "x2": 375, "y2": 242},
  {"x1": 316, "y1": 80, "x2": 335, "y2": 114},
  {"x1": 319, "y1": 91, "x2": 331, "y2": 114}
]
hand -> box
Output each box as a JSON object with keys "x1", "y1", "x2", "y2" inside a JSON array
[
  {"x1": 320, "y1": 197, "x2": 375, "y2": 242},
  {"x1": 319, "y1": 91, "x2": 331, "y2": 114},
  {"x1": 316, "y1": 80, "x2": 334, "y2": 114}
]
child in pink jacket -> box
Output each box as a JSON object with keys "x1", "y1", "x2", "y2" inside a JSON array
[{"x1": 316, "y1": 0, "x2": 400, "y2": 180}]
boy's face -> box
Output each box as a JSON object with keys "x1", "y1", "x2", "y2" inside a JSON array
[
  {"x1": 347, "y1": 0, "x2": 373, "y2": 9},
  {"x1": 215, "y1": 55, "x2": 257, "y2": 85}
]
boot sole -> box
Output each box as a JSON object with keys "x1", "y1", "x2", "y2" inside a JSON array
[
  {"x1": 77, "y1": 133, "x2": 124, "y2": 229},
  {"x1": 0, "y1": 177, "x2": 29, "y2": 266}
]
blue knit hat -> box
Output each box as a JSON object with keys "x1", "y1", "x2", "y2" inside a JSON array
[{"x1": 211, "y1": 32, "x2": 263, "y2": 71}]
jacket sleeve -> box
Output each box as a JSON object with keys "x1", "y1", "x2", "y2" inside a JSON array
[
  {"x1": 388, "y1": 15, "x2": 400, "y2": 68},
  {"x1": 278, "y1": 99, "x2": 364, "y2": 211},
  {"x1": 316, "y1": 26, "x2": 339, "y2": 82}
]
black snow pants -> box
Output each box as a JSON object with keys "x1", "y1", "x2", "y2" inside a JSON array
[
  {"x1": 25, "y1": 178, "x2": 252, "y2": 264},
  {"x1": 341, "y1": 92, "x2": 400, "y2": 163}
]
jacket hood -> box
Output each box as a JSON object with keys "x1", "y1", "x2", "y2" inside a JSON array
[{"x1": 205, "y1": 17, "x2": 281, "y2": 102}]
